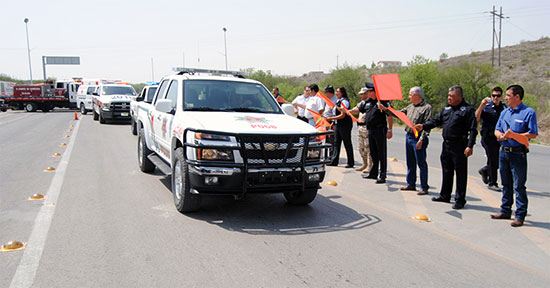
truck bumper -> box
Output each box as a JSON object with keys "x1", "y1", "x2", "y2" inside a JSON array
[
  {"x1": 187, "y1": 164, "x2": 325, "y2": 195},
  {"x1": 101, "y1": 110, "x2": 131, "y2": 121}
]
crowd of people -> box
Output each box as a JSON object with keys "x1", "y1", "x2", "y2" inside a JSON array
[{"x1": 280, "y1": 83, "x2": 538, "y2": 228}]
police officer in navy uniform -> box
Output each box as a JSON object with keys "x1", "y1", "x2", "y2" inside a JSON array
[
  {"x1": 416, "y1": 85, "x2": 477, "y2": 209},
  {"x1": 475, "y1": 86, "x2": 506, "y2": 191},
  {"x1": 361, "y1": 82, "x2": 393, "y2": 184}
]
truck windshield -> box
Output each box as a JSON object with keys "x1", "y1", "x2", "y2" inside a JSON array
[
  {"x1": 183, "y1": 80, "x2": 282, "y2": 113},
  {"x1": 102, "y1": 86, "x2": 136, "y2": 96}
]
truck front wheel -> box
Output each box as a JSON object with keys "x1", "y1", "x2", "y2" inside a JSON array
[
  {"x1": 80, "y1": 104, "x2": 87, "y2": 115},
  {"x1": 172, "y1": 147, "x2": 200, "y2": 213},
  {"x1": 138, "y1": 129, "x2": 155, "y2": 173},
  {"x1": 131, "y1": 118, "x2": 137, "y2": 135},
  {"x1": 99, "y1": 111, "x2": 106, "y2": 124},
  {"x1": 284, "y1": 188, "x2": 318, "y2": 205},
  {"x1": 93, "y1": 105, "x2": 99, "y2": 121}
]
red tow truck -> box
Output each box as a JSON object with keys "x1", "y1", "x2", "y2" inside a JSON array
[{"x1": 6, "y1": 82, "x2": 71, "y2": 112}]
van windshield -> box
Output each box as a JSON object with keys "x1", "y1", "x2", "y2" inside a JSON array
[
  {"x1": 183, "y1": 80, "x2": 282, "y2": 114},
  {"x1": 102, "y1": 86, "x2": 136, "y2": 96}
]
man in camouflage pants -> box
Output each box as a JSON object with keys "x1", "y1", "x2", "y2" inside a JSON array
[{"x1": 349, "y1": 87, "x2": 373, "y2": 173}]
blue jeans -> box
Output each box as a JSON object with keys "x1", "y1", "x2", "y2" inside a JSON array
[
  {"x1": 405, "y1": 134, "x2": 429, "y2": 190},
  {"x1": 499, "y1": 149, "x2": 528, "y2": 221}
]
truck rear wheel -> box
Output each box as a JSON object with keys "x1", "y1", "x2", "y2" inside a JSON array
[
  {"x1": 172, "y1": 147, "x2": 200, "y2": 213},
  {"x1": 80, "y1": 104, "x2": 87, "y2": 115},
  {"x1": 284, "y1": 188, "x2": 318, "y2": 205},
  {"x1": 138, "y1": 129, "x2": 155, "y2": 173},
  {"x1": 93, "y1": 105, "x2": 99, "y2": 120},
  {"x1": 25, "y1": 103, "x2": 37, "y2": 112}
]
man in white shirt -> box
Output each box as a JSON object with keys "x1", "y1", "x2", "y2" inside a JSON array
[
  {"x1": 323, "y1": 84, "x2": 338, "y2": 119},
  {"x1": 303, "y1": 84, "x2": 324, "y2": 126},
  {"x1": 292, "y1": 86, "x2": 310, "y2": 122}
]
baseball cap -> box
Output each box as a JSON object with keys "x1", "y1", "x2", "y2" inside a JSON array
[
  {"x1": 359, "y1": 87, "x2": 369, "y2": 94},
  {"x1": 365, "y1": 82, "x2": 375, "y2": 91}
]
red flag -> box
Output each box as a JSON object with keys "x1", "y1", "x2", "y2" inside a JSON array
[
  {"x1": 372, "y1": 74, "x2": 403, "y2": 101},
  {"x1": 387, "y1": 106, "x2": 419, "y2": 138}
]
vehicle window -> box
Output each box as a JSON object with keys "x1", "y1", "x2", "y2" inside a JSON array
[
  {"x1": 146, "y1": 87, "x2": 158, "y2": 103},
  {"x1": 56, "y1": 83, "x2": 64, "y2": 89},
  {"x1": 87, "y1": 87, "x2": 96, "y2": 94},
  {"x1": 183, "y1": 80, "x2": 281, "y2": 113},
  {"x1": 165, "y1": 81, "x2": 178, "y2": 105},
  {"x1": 154, "y1": 80, "x2": 170, "y2": 104},
  {"x1": 102, "y1": 86, "x2": 136, "y2": 96}
]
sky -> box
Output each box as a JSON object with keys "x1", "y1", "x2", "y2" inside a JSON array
[{"x1": 1, "y1": 0, "x2": 549, "y2": 83}]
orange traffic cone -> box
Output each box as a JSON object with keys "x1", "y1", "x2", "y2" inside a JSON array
[{"x1": 74, "y1": 111, "x2": 79, "y2": 120}]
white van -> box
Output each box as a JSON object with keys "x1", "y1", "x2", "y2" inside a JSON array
[{"x1": 76, "y1": 85, "x2": 98, "y2": 114}]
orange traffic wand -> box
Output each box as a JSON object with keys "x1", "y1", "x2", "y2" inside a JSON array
[{"x1": 74, "y1": 111, "x2": 79, "y2": 120}]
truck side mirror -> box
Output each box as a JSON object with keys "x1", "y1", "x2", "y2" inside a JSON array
[
  {"x1": 281, "y1": 103, "x2": 295, "y2": 115},
  {"x1": 155, "y1": 99, "x2": 175, "y2": 114},
  {"x1": 136, "y1": 96, "x2": 144, "y2": 102}
]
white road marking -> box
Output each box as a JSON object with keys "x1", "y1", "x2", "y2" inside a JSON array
[{"x1": 9, "y1": 119, "x2": 80, "y2": 288}]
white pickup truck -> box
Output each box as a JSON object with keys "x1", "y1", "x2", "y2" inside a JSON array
[
  {"x1": 130, "y1": 84, "x2": 158, "y2": 135},
  {"x1": 135, "y1": 68, "x2": 333, "y2": 213},
  {"x1": 91, "y1": 84, "x2": 137, "y2": 124}
]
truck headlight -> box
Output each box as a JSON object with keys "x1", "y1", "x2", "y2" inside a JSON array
[
  {"x1": 195, "y1": 133, "x2": 230, "y2": 141},
  {"x1": 197, "y1": 148, "x2": 234, "y2": 161},
  {"x1": 101, "y1": 102, "x2": 111, "y2": 110}
]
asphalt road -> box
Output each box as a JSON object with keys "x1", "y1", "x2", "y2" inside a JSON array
[{"x1": 1, "y1": 109, "x2": 549, "y2": 287}]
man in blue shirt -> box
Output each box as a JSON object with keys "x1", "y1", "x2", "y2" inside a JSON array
[
  {"x1": 491, "y1": 85, "x2": 538, "y2": 227},
  {"x1": 475, "y1": 87, "x2": 506, "y2": 191}
]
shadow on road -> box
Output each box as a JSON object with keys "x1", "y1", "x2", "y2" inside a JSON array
[{"x1": 158, "y1": 176, "x2": 381, "y2": 235}]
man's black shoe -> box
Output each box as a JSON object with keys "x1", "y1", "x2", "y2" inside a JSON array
[
  {"x1": 375, "y1": 178, "x2": 386, "y2": 184},
  {"x1": 431, "y1": 196, "x2": 450, "y2": 203},
  {"x1": 362, "y1": 174, "x2": 377, "y2": 179},
  {"x1": 478, "y1": 168, "x2": 489, "y2": 184},
  {"x1": 345, "y1": 164, "x2": 354, "y2": 168},
  {"x1": 452, "y1": 203, "x2": 465, "y2": 209}
]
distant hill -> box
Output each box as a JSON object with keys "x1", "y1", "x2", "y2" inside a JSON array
[{"x1": 441, "y1": 37, "x2": 550, "y2": 84}]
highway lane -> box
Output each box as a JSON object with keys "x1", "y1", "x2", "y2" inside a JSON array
[{"x1": 1, "y1": 111, "x2": 549, "y2": 287}]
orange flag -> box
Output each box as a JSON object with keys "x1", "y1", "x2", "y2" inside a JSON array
[
  {"x1": 317, "y1": 91, "x2": 361, "y2": 122},
  {"x1": 276, "y1": 95, "x2": 288, "y2": 103},
  {"x1": 307, "y1": 108, "x2": 331, "y2": 129},
  {"x1": 388, "y1": 106, "x2": 419, "y2": 138},
  {"x1": 372, "y1": 73, "x2": 419, "y2": 137}
]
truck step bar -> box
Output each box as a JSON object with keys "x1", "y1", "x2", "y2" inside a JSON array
[{"x1": 147, "y1": 154, "x2": 172, "y2": 176}]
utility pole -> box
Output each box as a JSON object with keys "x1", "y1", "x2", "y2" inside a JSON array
[
  {"x1": 490, "y1": 6, "x2": 506, "y2": 67},
  {"x1": 336, "y1": 54, "x2": 339, "y2": 69},
  {"x1": 24, "y1": 18, "x2": 33, "y2": 84},
  {"x1": 222, "y1": 27, "x2": 228, "y2": 70}
]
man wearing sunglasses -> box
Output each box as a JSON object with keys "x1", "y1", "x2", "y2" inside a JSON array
[{"x1": 475, "y1": 87, "x2": 507, "y2": 191}]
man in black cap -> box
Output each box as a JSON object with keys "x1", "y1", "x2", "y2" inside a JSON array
[
  {"x1": 323, "y1": 84, "x2": 338, "y2": 119},
  {"x1": 361, "y1": 82, "x2": 393, "y2": 184},
  {"x1": 416, "y1": 85, "x2": 477, "y2": 209}
]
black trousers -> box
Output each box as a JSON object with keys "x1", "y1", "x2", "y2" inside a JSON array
[
  {"x1": 367, "y1": 127, "x2": 387, "y2": 179},
  {"x1": 440, "y1": 140, "x2": 468, "y2": 204},
  {"x1": 481, "y1": 135, "x2": 500, "y2": 185},
  {"x1": 331, "y1": 124, "x2": 354, "y2": 166}
]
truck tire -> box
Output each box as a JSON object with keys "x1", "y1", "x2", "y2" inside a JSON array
[
  {"x1": 0, "y1": 107, "x2": 7, "y2": 112},
  {"x1": 93, "y1": 105, "x2": 99, "y2": 121},
  {"x1": 138, "y1": 129, "x2": 155, "y2": 173},
  {"x1": 80, "y1": 104, "x2": 87, "y2": 115},
  {"x1": 172, "y1": 147, "x2": 200, "y2": 213},
  {"x1": 284, "y1": 188, "x2": 318, "y2": 205},
  {"x1": 25, "y1": 103, "x2": 37, "y2": 112},
  {"x1": 131, "y1": 118, "x2": 137, "y2": 135},
  {"x1": 99, "y1": 111, "x2": 106, "y2": 124}
]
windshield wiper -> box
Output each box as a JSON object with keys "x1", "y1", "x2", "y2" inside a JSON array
[
  {"x1": 184, "y1": 107, "x2": 222, "y2": 111},
  {"x1": 223, "y1": 107, "x2": 266, "y2": 113}
]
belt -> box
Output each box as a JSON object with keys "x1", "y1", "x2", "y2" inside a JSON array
[{"x1": 502, "y1": 146, "x2": 528, "y2": 153}]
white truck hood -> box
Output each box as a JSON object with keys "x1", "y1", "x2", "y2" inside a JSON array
[{"x1": 183, "y1": 112, "x2": 318, "y2": 134}]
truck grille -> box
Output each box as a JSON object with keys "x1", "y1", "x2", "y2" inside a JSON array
[
  {"x1": 240, "y1": 135, "x2": 305, "y2": 166},
  {"x1": 111, "y1": 102, "x2": 130, "y2": 111}
]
